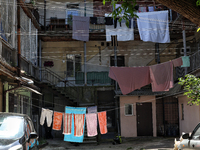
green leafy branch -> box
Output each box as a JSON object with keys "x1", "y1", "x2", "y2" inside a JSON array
[
  {"x1": 197, "y1": 0, "x2": 200, "y2": 6},
  {"x1": 178, "y1": 74, "x2": 200, "y2": 105},
  {"x1": 103, "y1": 0, "x2": 138, "y2": 27}
]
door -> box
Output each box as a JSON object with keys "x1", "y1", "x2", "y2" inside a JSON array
[{"x1": 136, "y1": 102, "x2": 153, "y2": 136}]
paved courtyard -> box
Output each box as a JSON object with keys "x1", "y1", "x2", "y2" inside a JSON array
[{"x1": 40, "y1": 137, "x2": 176, "y2": 150}]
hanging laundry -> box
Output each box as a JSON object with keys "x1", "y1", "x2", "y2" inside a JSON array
[
  {"x1": 97, "y1": 17, "x2": 105, "y2": 24},
  {"x1": 105, "y1": 14, "x2": 134, "y2": 41},
  {"x1": 98, "y1": 111, "x2": 107, "y2": 134},
  {"x1": 105, "y1": 17, "x2": 113, "y2": 25},
  {"x1": 181, "y1": 56, "x2": 190, "y2": 67},
  {"x1": 172, "y1": 57, "x2": 183, "y2": 67},
  {"x1": 72, "y1": 16, "x2": 90, "y2": 41},
  {"x1": 86, "y1": 113, "x2": 97, "y2": 137},
  {"x1": 40, "y1": 108, "x2": 53, "y2": 127},
  {"x1": 52, "y1": 112, "x2": 63, "y2": 131},
  {"x1": 150, "y1": 61, "x2": 173, "y2": 92},
  {"x1": 109, "y1": 66, "x2": 151, "y2": 95},
  {"x1": 64, "y1": 106, "x2": 86, "y2": 143},
  {"x1": 90, "y1": 17, "x2": 97, "y2": 24},
  {"x1": 63, "y1": 113, "x2": 72, "y2": 134},
  {"x1": 88, "y1": 106, "x2": 97, "y2": 113},
  {"x1": 74, "y1": 114, "x2": 85, "y2": 136},
  {"x1": 148, "y1": 6, "x2": 154, "y2": 12},
  {"x1": 138, "y1": 6, "x2": 147, "y2": 12},
  {"x1": 137, "y1": 10, "x2": 170, "y2": 43}
]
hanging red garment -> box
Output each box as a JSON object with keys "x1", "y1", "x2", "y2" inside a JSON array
[
  {"x1": 52, "y1": 112, "x2": 63, "y2": 131},
  {"x1": 172, "y1": 57, "x2": 183, "y2": 67},
  {"x1": 98, "y1": 111, "x2": 107, "y2": 134},
  {"x1": 109, "y1": 66, "x2": 151, "y2": 95},
  {"x1": 150, "y1": 61, "x2": 173, "y2": 92}
]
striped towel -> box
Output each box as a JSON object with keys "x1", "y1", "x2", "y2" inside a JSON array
[
  {"x1": 63, "y1": 113, "x2": 72, "y2": 134},
  {"x1": 74, "y1": 114, "x2": 85, "y2": 136}
]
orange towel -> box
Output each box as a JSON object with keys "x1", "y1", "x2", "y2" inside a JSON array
[
  {"x1": 63, "y1": 113, "x2": 72, "y2": 134},
  {"x1": 98, "y1": 111, "x2": 107, "y2": 134},
  {"x1": 74, "y1": 114, "x2": 85, "y2": 137},
  {"x1": 52, "y1": 112, "x2": 63, "y2": 130}
]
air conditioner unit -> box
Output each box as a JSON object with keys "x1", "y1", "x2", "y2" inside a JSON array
[{"x1": 180, "y1": 46, "x2": 191, "y2": 55}]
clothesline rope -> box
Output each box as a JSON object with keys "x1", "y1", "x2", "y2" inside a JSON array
[{"x1": 18, "y1": 89, "x2": 184, "y2": 114}]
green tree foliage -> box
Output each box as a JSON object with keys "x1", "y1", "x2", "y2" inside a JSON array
[
  {"x1": 103, "y1": 0, "x2": 138, "y2": 27},
  {"x1": 178, "y1": 74, "x2": 200, "y2": 105},
  {"x1": 197, "y1": 0, "x2": 200, "y2": 6}
]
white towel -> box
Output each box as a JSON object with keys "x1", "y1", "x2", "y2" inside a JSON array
[
  {"x1": 137, "y1": 10, "x2": 170, "y2": 43},
  {"x1": 105, "y1": 14, "x2": 134, "y2": 41}
]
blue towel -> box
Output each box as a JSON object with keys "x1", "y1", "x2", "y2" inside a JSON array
[
  {"x1": 181, "y1": 56, "x2": 190, "y2": 67},
  {"x1": 64, "y1": 106, "x2": 86, "y2": 143}
]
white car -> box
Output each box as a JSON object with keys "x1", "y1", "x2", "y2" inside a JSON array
[{"x1": 175, "y1": 123, "x2": 200, "y2": 149}]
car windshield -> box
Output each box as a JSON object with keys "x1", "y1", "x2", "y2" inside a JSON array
[{"x1": 0, "y1": 115, "x2": 24, "y2": 140}]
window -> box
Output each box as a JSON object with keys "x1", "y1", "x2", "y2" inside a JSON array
[
  {"x1": 110, "y1": 56, "x2": 125, "y2": 67},
  {"x1": 66, "y1": 54, "x2": 81, "y2": 77},
  {"x1": 125, "y1": 104, "x2": 133, "y2": 116},
  {"x1": 181, "y1": 104, "x2": 184, "y2": 120}
]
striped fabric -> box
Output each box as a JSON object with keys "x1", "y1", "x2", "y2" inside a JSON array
[
  {"x1": 63, "y1": 113, "x2": 72, "y2": 134},
  {"x1": 74, "y1": 114, "x2": 85, "y2": 137}
]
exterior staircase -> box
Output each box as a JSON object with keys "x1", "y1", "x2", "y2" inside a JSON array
[{"x1": 38, "y1": 67, "x2": 79, "y2": 106}]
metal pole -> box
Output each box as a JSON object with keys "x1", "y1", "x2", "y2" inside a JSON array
[
  {"x1": 84, "y1": 41, "x2": 87, "y2": 85},
  {"x1": 182, "y1": 21, "x2": 187, "y2": 75},
  {"x1": 39, "y1": 40, "x2": 42, "y2": 81},
  {"x1": 12, "y1": 0, "x2": 16, "y2": 48},
  {"x1": 44, "y1": 0, "x2": 46, "y2": 32},
  {"x1": 84, "y1": 0, "x2": 87, "y2": 85},
  {"x1": 17, "y1": 2, "x2": 21, "y2": 78}
]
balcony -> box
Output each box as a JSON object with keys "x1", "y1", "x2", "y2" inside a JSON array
[{"x1": 75, "y1": 71, "x2": 113, "y2": 85}]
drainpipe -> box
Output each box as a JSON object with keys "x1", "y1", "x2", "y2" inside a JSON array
[
  {"x1": 182, "y1": 21, "x2": 187, "y2": 75},
  {"x1": 39, "y1": 40, "x2": 42, "y2": 81},
  {"x1": 83, "y1": 0, "x2": 87, "y2": 86},
  {"x1": 17, "y1": 2, "x2": 21, "y2": 79},
  {"x1": 44, "y1": 0, "x2": 46, "y2": 32},
  {"x1": 12, "y1": 0, "x2": 16, "y2": 48}
]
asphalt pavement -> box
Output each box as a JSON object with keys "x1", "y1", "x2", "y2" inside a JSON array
[{"x1": 40, "y1": 136, "x2": 176, "y2": 150}]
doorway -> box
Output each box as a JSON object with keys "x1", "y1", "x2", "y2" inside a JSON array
[{"x1": 136, "y1": 102, "x2": 153, "y2": 136}]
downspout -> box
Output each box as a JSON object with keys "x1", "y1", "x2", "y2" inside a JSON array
[
  {"x1": 17, "y1": 2, "x2": 21, "y2": 78},
  {"x1": 12, "y1": 0, "x2": 16, "y2": 48}
]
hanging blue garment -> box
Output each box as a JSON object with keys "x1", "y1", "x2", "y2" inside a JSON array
[
  {"x1": 64, "y1": 106, "x2": 86, "y2": 143},
  {"x1": 181, "y1": 56, "x2": 190, "y2": 67}
]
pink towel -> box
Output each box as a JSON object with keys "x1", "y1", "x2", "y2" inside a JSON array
[
  {"x1": 63, "y1": 113, "x2": 72, "y2": 134},
  {"x1": 109, "y1": 66, "x2": 151, "y2": 95},
  {"x1": 74, "y1": 114, "x2": 85, "y2": 137},
  {"x1": 172, "y1": 57, "x2": 183, "y2": 67},
  {"x1": 150, "y1": 61, "x2": 173, "y2": 92},
  {"x1": 86, "y1": 113, "x2": 97, "y2": 137},
  {"x1": 98, "y1": 111, "x2": 107, "y2": 134}
]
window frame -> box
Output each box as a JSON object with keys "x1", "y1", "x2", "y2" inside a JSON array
[{"x1": 124, "y1": 103, "x2": 133, "y2": 116}]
